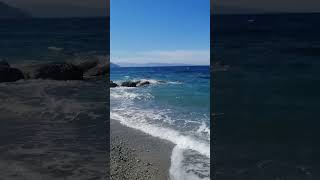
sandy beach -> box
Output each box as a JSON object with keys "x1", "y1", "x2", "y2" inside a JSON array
[{"x1": 110, "y1": 119, "x2": 174, "y2": 180}]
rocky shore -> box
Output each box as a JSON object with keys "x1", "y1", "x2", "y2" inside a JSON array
[{"x1": 0, "y1": 56, "x2": 109, "y2": 83}]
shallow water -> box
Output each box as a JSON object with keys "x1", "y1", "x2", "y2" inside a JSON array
[{"x1": 111, "y1": 66, "x2": 210, "y2": 179}]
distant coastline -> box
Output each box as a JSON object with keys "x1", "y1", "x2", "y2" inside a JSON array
[{"x1": 112, "y1": 62, "x2": 209, "y2": 68}]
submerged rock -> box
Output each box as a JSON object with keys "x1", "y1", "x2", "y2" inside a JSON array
[
  {"x1": 137, "y1": 81, "x2": 150, "y2": 86},
  {"x1": 34, "y1": 63, "x2": 83, "y2": 80},
  {"x1": 121, "y1": 81, "x2": 138, "y2": 87},
  {"x1": 0, "y1": 66, "x2": 24, "y2": 82},
  {"x1": 110, "y1": 81, "x2": 118, "y2": 88},
  {"x1": 120, "y1": 80, "x2": 153, "y2": 87}
]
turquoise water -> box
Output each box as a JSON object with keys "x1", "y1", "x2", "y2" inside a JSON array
[{"x1": 110, "y1": 66, "x2": 210, "y2": 179}]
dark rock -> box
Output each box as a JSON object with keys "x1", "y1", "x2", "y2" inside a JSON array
[
  {"x1": 12, "y1": 64, "x2": 42, "y2": 79},
  {"x1": 34, "y1": 63, "x2": 83, "y2": 80},
  {"x1": 84, "y1": 64, "x2": 109, "y2": 77},
  {"x1": 0, "y1": 60, "x2": 9, "y2": 67},
  {"x1": 137, "y1": 81, "x2": 150, "y2": 86},
  {"x1": 76, "y1": 59, "x2": 99, "y2": 72},
  {"x1": 0, "y1": 66, "x2": 24, "y2": 82},
  {"x1": 121, "y1": 81, "x2": 138, "y2": 87},
  {"x1": 110, "y1": 81, "x2": 118, "y2": 88}
]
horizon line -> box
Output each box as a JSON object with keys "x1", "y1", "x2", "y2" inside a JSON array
[{"x1": 212, "y1": 11, "x2": 320, "y2": 15}]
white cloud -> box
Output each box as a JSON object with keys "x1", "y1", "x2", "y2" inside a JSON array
[{"x1": 111, "y1": 49, "x2": 210, "y2": 65}]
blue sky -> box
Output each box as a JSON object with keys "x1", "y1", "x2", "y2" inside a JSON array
[{"x1": 111, "y1": 0, "x2": 210, "y2": 65}]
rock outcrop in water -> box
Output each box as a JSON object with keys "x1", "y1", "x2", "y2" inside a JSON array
[
  {"x1": 71, "y1": 56, "x2": 110, "y2": 77},
  {"x1": 85, "y1": 64, "x2": 108, "y2": 77},
  {"x1": 34, "y1": 63, "x2": 84, "y2": 80},
  {"x1": 0, "y1": 56, "x2": 112, "y2": 82},
  {"x1": 0, "y1": 59, "x2": 10, "y2": 67},
  {"x1": 0, "y1": 60, "x2": 24, "y2": 82},
  {"x1": 110, "y1": 81, "x2": 118, "y2": 87},
  {"x1": 121, "y1": 81, "x2": 138, "y2": 87},
  {"x1": 76, "y1": 59, "x2": 99, "y2": 72},
  {"x1": 110, "y1": 80, "x2": 155, "y2": 88}
]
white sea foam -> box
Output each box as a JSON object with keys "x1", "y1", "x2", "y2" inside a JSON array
[
  {"x1": 48, "y1": 46, "x2": 64, "y2": 51},
  {"x1": 111, "y1": 112, "x2": 210, "y2": 157},
  {"x1": 0, "y1": 80, "x2": 101, "y2": 121},
  {"x1": 170, "y1": 146, "x2": 210, "y2": 180},
  {"x1": 110, "y1": 85, "x2": 210, "y2": 179}
]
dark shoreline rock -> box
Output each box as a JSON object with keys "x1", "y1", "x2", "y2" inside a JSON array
[
  {"x1": 34, "y1": 63, "x2": 83, "y2": 80},
  {"x1": 0, "y1": 60, "x2": 10, "y2": 67},
  {"x1": 121, "y1": 81, "x2": 138, "y2": 87},
  {"x1": 111, "y1": 80, "x2": 156, "y2": 88},
  {"x1": 0, "y1": 57, "x2": 111, "y2": 83},
  {"x1": 85, "y1": 64, "x2": 108, "y2": 77},
  {"x1": 137, "y1": 81, "x2": 150, "y2": 86},
  {"x1": 110, "y1": 81, "x2": 118, "y2": 88},
  {"x1": 0, "y1": 66, "x2": 24, "y2": 82},
  {"x1": 76, "y1": 59, "x2": 99, "y2": 72}
]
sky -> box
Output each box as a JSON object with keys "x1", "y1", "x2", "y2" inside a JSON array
[
  {"x1": 111, "y1": 0, "x2": 210, "y2": 65},
  {"x1": 2, "y1": 0, "x2": 108, "y2": 17}
]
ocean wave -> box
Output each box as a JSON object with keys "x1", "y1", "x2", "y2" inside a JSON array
[
  {"x1": 111, "y1": 72, "x2": 210, "y2": 179},
  {"x1": 0, "y1": 79, "x2": 102, "y2": 121},
  {"x1": 111, "y1": 78, "x2": 182, "y2": 88},
  {"x1": 170, "y1": 146, "x2": 210, "y2": 180},
  {"x1": 110, "y1": 87, "x2": 153, "y2": 100},
  {"x1": 48, "y1": 46, "x2": 64, "y2": 51},
  {"x1": 110, "y1": 85, "x2": 210, "y2": 179},
  {"x1": 111, "y1": 110, "x2": 210, "y2": 179},
  {"x1": 110, "y1": 112, "x2": 210, "y2": 156}
]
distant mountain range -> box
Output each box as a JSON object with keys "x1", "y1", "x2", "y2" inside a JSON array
[
  {"x1": 110, "y1": 63, "x2": 120, "y2": 68},
  {"x1": 0, "y1": 1, "x2": 31, "y2": 18}
]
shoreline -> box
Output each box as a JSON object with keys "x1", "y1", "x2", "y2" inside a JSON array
[{"x1": 110, "y1": 119, "x2": 174, "y2": 180}]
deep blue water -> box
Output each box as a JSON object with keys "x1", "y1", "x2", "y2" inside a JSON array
[
  {"x1": 213, "y1": 13, "x2": 320, "y2": 179},
  {"x1": 111, "y1": 66, "x2": 210, "y2": 179},
  {"x1": 0, "y1": 18, "x2": 108, "y2": 63}
]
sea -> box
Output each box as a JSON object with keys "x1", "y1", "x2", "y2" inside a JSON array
[
  {"x1": 212, "y1": 13, "x2": 320, "y2": 179},
  {"x1": 0, "y1": 18, "x2": 109, "y2": 179},
  {"x1": 110, "y1": 66, "x2": 211, "y2": 179}
]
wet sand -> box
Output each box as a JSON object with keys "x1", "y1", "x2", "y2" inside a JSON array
[{"x1": 110, "y1": 119, "x2": 174, "y2": 180}]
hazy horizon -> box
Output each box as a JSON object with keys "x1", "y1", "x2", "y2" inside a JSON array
[{"x1": 112, "y1": 61, "x2": 209, "y2": 67}]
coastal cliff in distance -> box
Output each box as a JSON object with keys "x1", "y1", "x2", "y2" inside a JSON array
[
  {"x1": 110, "y1": 63, "x2": 120, "y2": 68},
  {"x1": 0, "y1": 1, "x2": 31, "y2": 18}
]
